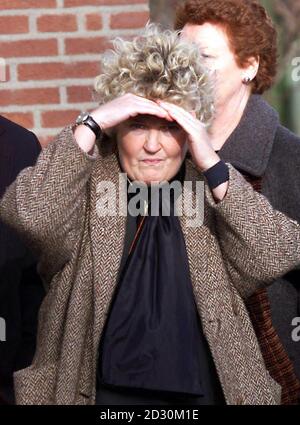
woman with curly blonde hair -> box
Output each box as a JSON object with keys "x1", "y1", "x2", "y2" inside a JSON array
[{"x1": 1, "y1": 23, "x2": 300, "y2": 405}]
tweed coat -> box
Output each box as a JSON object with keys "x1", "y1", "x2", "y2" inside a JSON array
[{"x1": 1, "y1": 124, "x2": 300, "y2": 405}]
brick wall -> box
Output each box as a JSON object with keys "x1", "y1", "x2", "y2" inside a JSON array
[{"x1": 0, "y1": 0, "x2": 149, "y2": 145}]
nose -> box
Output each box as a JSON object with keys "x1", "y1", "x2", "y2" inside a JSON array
[{"x1": 143, "y1": 129, "x2": 162, "y2": 153}]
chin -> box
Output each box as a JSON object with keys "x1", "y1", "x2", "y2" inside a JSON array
[
  {"x1": 137, "y1": 171, "x2": 166, "y2": 185},
  {"x1": 141, "y1": 176, "x2": 164, "y2": 185}
]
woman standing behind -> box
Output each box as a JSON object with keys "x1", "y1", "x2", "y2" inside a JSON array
[{"x1": 176, "y1": 0, "x2": 300, "y2": 404}]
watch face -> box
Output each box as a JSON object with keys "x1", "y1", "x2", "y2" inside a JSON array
[{"x1": 76, "y1": 112, "x2": 89, "y2": 125}]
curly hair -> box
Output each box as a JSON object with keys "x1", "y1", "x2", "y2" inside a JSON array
[
  {"x1": 93, "y1": 23, "x2": 214, "y2": 125},
  {"x1": 175, "y1": 0, "x2": 278, "y2": 94}
]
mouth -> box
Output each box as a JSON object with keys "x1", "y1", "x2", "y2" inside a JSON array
[{"x1": 141, "y1": 159, "x2": 164, "y2": 165}]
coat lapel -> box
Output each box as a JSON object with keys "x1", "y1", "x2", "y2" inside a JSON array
[
  {"x1": 177, "y1": 158, "x2": 217, "y2": 324},
  {"x1": 89, "y1": 146, "x2": 127, "y2": 356}
]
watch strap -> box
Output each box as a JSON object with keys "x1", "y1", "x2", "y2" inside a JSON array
[
  {"x1": 83, "y1": 115, "x2": 102, "y2": 139},
  {"x1": 203, "y1": 160, "x2": 229, "y2": 189}
]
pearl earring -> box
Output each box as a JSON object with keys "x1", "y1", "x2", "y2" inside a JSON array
[{"x1": 242, "y1": 76, "x2": 252, "y2": 84}]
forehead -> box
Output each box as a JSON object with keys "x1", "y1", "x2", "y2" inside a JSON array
[{"x1": 181, "y1": 22, "x2": 231, "y2": 51}]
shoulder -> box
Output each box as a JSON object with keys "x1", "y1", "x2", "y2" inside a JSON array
[
  {"x1": 268, "y1": 123, "x2": 300, "y2": 174},
  {"x1": 0, "y1": 115, "x2": 41, "y2": 162},
  {"x1": 273, "y1": 124, "x2": 300, "y2": 156},
  {"x1": 265, "y1": 123, "x2": 300, "y2": 221}
]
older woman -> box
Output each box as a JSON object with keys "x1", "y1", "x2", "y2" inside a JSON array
[
  {"x1": 1, "y1": 24, "x2": 300, "y2": 406},
  {"x1": 175, "y1": 0, "x2": 300, "y2": 404}
]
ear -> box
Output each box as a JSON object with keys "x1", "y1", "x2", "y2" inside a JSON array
[{"x1": 243, "y1": 55, "x2": 260, "y2": 81}]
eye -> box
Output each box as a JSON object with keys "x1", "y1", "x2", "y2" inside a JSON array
[
  {"x1": 130, "y1": 122, "x2": 146, "y2": 130},
  {"x1": 161, "y1": 123, "x2": 181, "y2": 132},
  {"x1": 201, "y1": 53, "x2": 213, "y2": 59}
]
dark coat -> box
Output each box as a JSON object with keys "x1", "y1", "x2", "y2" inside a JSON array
[
  {"x1": 218, "y1": 95, "x2": 300, "y2": 378},
  {"x1": 0, "y1": 116, "x2": 45, "y2": 404}
]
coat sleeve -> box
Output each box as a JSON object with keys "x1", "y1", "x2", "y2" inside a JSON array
[
  {"x1": 0, "y1": 125, "x2": 99, "y2": 283},
  {"x1": 205, "y1": 163, "x2": 300, "y2": 299}
]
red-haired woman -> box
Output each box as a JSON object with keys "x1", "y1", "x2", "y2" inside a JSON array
[{"x1": 175, "y1": 0, "x2": 300, "y2": 404}]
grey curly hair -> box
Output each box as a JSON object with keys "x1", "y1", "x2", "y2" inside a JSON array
[{"x1": 93, "y1": 23, "x2": 214, "y2": 125}]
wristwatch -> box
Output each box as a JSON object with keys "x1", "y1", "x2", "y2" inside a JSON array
[
  {"x1": 203, "y1": 160, "x2": 229, "y2": 189},
  {"x1": 75, "y1": 112, "x2": 103, "y2": 140}
]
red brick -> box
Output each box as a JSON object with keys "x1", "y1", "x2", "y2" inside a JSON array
[
  {"x1": 6, "y1": 65, "x2": 10, "y2": 81},
  {"x1": 18, "y1": 61, "x2": 100, "y2": 81},
  {"x1": 0, "y1": 16, "x2": 29, "y2": 34},
  {"x1": 0, "y1": 88, "x2": 60, "y2": 106},
  {"x1": 65, "y1": 37, "x2": 112, "y2": 55},
  {"x1": 37, "y1": 14, "x2": 77, "y2": 33},
  {"x1": 110, "y1": 11, "x2": 149, "y2": 29},
  {"x1": 67, "y1": 85, "x2": 93, "y2": 103},
  {"x1": 65, "y1": 0, "x2": 147, "y2": 6},
  {"x1": 2, "y1": 112, "x2": 34, "y2": 129},
  {"x1": 0, "y1": 0, "x2": 56, "y2": 9},
  {"x1": 42, "y1": 109, "x2": 81, "y2": 128},
  {"x1": 0, "y1": 39, "x2": 58, "y2": 58},
  {"x1": 86, "y1": 13, "x2": 103, "y2": 31}
]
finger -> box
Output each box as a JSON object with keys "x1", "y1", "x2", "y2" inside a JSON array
[
  {"x1": 156, "y1": 101, "x2": 195, "y2": 128},
  {"x1": 132, "y1": 99, "x2": 174, "y2": 121},
  {"x1": 157, "y1": 101, "x2": 207, "y2": 128},
  {"x1": 158, "y1": 104, "x2": 199, "y2": 130},
  {"x1": 132, "y1": 95, "x2": 169, "y2": 111},
  {"x1": 140, "y1": 97, "x2": 174, "y2": 114},
  {"x1": 130, "y1": 104, "x2": 174, "y2": 121},
  {"x1": 121, "y1": 94, "x2": 174, "y2": 121},
  {"x1": 156, "y1": 100, "x2": 194, "y2": 119},
  {"x1": 159, "y1": 106, "x2": 196, "y2": 136},
  {"x1": 158, "y1": 102, "x2": 207, "y2": 134}
]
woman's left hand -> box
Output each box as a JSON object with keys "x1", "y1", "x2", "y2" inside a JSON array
[
  {"x1": 156, "y1": 100, "x2": 228, "y2": 202},
  {"x1": 156, "y1": 100, "x2": 220, "y2": 172}
]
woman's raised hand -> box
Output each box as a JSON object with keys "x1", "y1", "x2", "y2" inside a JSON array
[
  {"x1": 90, "y1": 93, "x2": 172, "y2": 131},
  {"x1": 155, "y1": 99, "x2": 219, "y2": 173},
  {"x1": 156, "y1": 99, "x2": 228, "y2": 202},
  {"x1": 74, "y1": 93, "x2": 172, "y2": 154}
]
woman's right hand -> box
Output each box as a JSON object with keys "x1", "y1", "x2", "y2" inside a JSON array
[{"x1": 74, "y1": 94, "x2": 172, "y2": 154}]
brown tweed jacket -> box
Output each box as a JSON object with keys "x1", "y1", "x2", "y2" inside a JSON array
[
  {"x1": 241, "y1": 173, "x2": 300, "y2": 404},
  {"x1": 1, "y1": 125, "x2": 300, "y2": 405}
]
